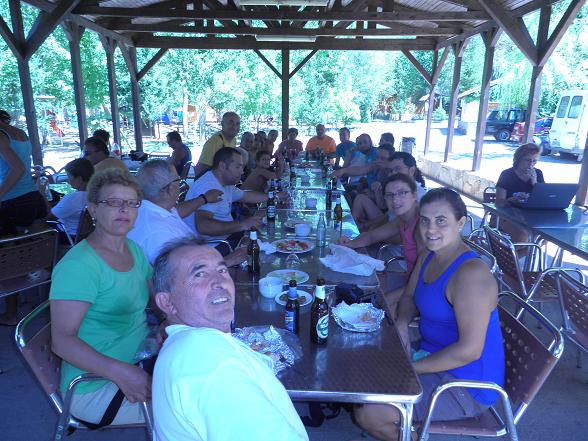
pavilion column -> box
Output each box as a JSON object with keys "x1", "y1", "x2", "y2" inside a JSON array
[
  {"x1": 62, "y1": 22, "x2": 88, "y2": 145},
  {"x1": 120, "y1": 45, "x2": 144, "y2": 152},
  {"x1": 472, "y1": 28, "x2": 500, "y2": 172},
  {"x1": 8, "y1": 1, "x2": 42, "y2": 165},
  {"x1": 444, "y1": 40, "x2": 468, "y2": 162},
  {"x1": 423, "y1": 49, "x2": 438, "y2": 156},
  {"x1": 100, "y1": 36, "x2": 121, "y2": 146},
  {"x1": 281, "y1": 49, "x2": 290, "y2": 141},
  {"x1": 522, "y1": 65, "x2": 544, "y2": 144}
]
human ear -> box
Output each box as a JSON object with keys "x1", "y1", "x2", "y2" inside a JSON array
[{"x1": 155, "y1": 292, "x2": 177, "y2": 317}]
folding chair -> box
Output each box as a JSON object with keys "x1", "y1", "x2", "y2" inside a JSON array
[
  {"x1": 15, "y1": 301, "x2": 153, "y2": 441},
  {"x1": 417, "y1": 291, "x2": 564, "y2": 441},
  {"x1": 483, "y1": 226, "x2": 583, "y2": 307},
  {"x1": 556, "y1": 270, "x2": 588, "y2": 368}
]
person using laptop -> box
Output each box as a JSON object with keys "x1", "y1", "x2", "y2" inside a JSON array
[{"x1": 495, "y1": 142, "x2": 544, "y2": 244}]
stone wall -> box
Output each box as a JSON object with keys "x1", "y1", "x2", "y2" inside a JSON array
[{"x1": 418, "y1": 157, "x2": 496, "y2": 202}]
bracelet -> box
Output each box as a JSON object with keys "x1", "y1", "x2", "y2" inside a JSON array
[{"x1": 200, "y1": 193, "x2": 208, "y2": 204}]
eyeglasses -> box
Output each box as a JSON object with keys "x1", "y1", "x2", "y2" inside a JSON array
[
  {"x1": 97, "y1": 198, "x2": 141, "y2": 208},
  {"x1": 161, "y1": 178, "x2": 185, "y2": 191},
  {"x1": 384, "y1": 190, "x2": 412, "y2": 200}
]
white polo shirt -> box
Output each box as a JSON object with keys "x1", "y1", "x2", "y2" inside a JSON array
[
  {"x1": 128, "y1": 200, "x2": 195, "y2": 264},
  {"x1": 182, "y1": 171, "x2": 244, "y2": 241}
]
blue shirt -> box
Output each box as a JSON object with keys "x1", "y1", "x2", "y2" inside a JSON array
[
  {"x1": 336, "y1": 141, "x2": 355, "y2": 160},
  {"x1": 349, "y1": 147, "x2": 378, "y2": 185},
  {"x1": 415, "y1": 251, "x2": 505, "y2": 405},
  {"x1": 0, "y1": 129, "x2": 37, "y2": 201}
]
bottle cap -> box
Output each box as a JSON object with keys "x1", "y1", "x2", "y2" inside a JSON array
[
  {"x1": 289, "y1": 279, "x2": 297, "y2": 287},
  {"x1": 268, "y1": 191, "x2": 274, "y2": 198},
  {"x1": 250, "y1": 230, "x2": 257, "y2": 240}
]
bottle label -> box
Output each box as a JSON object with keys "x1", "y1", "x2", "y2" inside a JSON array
[
  {"x1": 316, "y1": 314, "x2": 329, "y2": 339},
  {"x1": 267, "y1": 205, "x2": 276, "y2": 218},
  {"x1": 285, "y1": 311, "x2": 295, "y2": 332},
  {"x1": 247, "y1": 255, "x2": 252, "y2": 266}
]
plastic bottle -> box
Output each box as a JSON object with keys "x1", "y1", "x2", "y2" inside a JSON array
[{"x1": 39, "y1": 176, "x2": 53, "y2": 202}]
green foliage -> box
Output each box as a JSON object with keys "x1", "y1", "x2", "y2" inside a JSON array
[{"x1": 433, "y1": 106, "x2": 448, "y2": 121}]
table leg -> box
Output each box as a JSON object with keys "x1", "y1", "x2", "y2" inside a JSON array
[{"x1": 387, "y1": 402, "x2": 414, "y2": 441}]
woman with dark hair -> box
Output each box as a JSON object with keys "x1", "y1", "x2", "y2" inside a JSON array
[
  {"x1": 339, "y1": 174, "x2": 423, "y2": 276},
  {"x1": 495, "y1": 142, "x2": 544, "y2": 243},
  {"x1": 353, "y1": 188, "x2": 504, "y2": 441},
  {"x1": 0, "y1": 109, "x2": 47, "y2": 239},
  {"x1": 50, "y1": 168, "x2": 152, "y2": 426},
  {"x1": 348, "y1": 150, "x2": 426, "y2": 230},
  {"x1": 43, "y1": 158, "x2": 94, "y2": 237}
]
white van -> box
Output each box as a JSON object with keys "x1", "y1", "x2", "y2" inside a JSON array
[{"x1": 549, "y1": 90, "x2": 588, "y2": 161}]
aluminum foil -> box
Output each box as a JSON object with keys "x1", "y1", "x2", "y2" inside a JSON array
[{"x1": 233, "y1": 325, "x2": 302, "y2": 375}]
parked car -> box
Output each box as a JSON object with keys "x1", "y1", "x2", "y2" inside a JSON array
[
  {"x1": 511, "y1": 116, "x2": 553, "y2": 154},
  {"x1": 549, "y1": 90, "x2": 588, "y2": 162},
  {"x1": 485, "y1": 108, "x2": 526, "y2": 141}
]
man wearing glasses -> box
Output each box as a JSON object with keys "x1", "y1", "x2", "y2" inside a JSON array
[{"x1": 128, "y1": 160, "x2": 246, "y2": 266}]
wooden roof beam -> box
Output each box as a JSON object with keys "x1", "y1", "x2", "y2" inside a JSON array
[
  {"x1": 134, "y1": 35, "x2": 437, "y2": 50},
  {"x1": 71, "y1": 6, "x2": 490, "y2": 22},
  {"x1": 538, "y1": 0, "x2": 586, "y2": 66},
  {"x1": 0, "y1": 16, "x2": 24, "y2": 59}
]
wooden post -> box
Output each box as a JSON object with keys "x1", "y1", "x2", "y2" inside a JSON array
[
  {"x1": 472, "y1": 28, "x2": 500, "y2": 172},
  {"x1": 100, "y1": 36, "x2": 121, "y2": 146},
  {"x1": 522, "y1": 65, "x2": 544, "y2": 144},
  {"x1": 8, "y1": 1, "x2": 42, "y2": 165},
  {"x1": 444, "y1": 40, "x2": 467, "y2": 162},
  {"x1": 423, "y1": 85, "x2": 436, "y2": 156},
  {"x1": 62, "y1": 22, "x2": 88, "y2": 145},
  {"x1": 281, "y1": 49, "x2": 290, "y2": 141},
  {"x1": 120, "y1": 45, "x2": 144, "y2": 152}
]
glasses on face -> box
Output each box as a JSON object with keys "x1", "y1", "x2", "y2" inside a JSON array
[
  {"x1": 97, "y1": 198, "x2": 142, "y2": 208},
  {"x1": 161, "y1": 178, "x2": 184, "y2": 191},
  {"x1": 384, "y1": 190, "x2": 412, "y2": 200}
]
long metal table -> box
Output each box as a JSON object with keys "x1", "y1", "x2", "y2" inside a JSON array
[{"x1": 231, "y1": 164, "x2": 422, "y2": 441}]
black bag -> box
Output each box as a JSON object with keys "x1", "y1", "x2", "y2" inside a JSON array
[{"x1": 335, "y1": 283, "x2": 374, "y2": 305}]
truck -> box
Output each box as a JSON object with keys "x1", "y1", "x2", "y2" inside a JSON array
[{"x1": 549, "y1": 90, "x2": 588, "y2": 162}]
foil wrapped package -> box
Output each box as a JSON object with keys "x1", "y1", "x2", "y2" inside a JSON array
[{"x1": 233, "y1": 325, "x2": 302, "y2": 375}]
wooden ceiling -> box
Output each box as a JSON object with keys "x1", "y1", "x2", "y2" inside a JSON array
[{"x1": 24, "y1": 0, "x2": 560, "y2": 51}]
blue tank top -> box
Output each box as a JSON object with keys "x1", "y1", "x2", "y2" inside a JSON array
[
  {"x1": 0, "y1": 129, "x2": 37, "y2": 201},
  {"x1": 175, "y1": 143, "x2": 192, "y2": 176},
  {"x1": 415, "y1": 251, "x2": 505, "y2": 405}
]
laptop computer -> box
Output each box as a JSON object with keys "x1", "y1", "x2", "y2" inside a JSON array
[{"x1": 511, "y1": 183, "x2": 578, "y2": 210}]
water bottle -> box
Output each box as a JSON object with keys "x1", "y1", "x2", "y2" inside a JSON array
[
  {"x1": 39, "y1": 176, "x2": 53, "y2": 202},
  {"x1": 316, "y1": 213, "x2": 326, "y2": 247}
]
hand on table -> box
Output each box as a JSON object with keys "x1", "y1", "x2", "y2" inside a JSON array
[
  {"x1": 204, "y1": 189, "x2": 223, "y2": 204},
  {"x1": 113, "y1": 363, "x2": 151, "y2": 403},
  {"x1": 337, "y1": 235, "x2": 352, "y2": 246},
  {"x1": 225, "y1": 247, "x2": 247, "y2": 267},
  {"x1": 241, "y1": 215, "x2": 263, "y2": 230}
]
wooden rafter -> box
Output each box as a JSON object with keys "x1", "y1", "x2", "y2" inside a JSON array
[
  {"x1": 288, "y1": 49, "x2": 318, "y2": 79},
  {"x1": 0, "y1": 16, "x2": 24, "y2": 58},
  {"x1": 254, "y1": 49, "x2": 282, "y2": 79},
  {"x1": 538, "y1": 0, "x2": 586, "y2": 66},
  {"x1": 137, "y1": 48, "x2": 168, "y2": 81},
  {"x1": 402, "y1": 49, "x2": 432, "y2": 84},
  {"x1": 71, "y1": 6, "x2": 490, "y2": 22}
]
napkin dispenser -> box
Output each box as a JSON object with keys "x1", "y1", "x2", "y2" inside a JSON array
[{"x1": 335, "y1": 283, "x2": 373, "y2": 305}]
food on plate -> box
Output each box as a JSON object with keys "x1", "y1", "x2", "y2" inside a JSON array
[
  {"x1": 360, "y1": 311, "x2": 373, "y2": 323},
  {"x1": 276, "y1": 239, "x2": 310, "y2": 252}
]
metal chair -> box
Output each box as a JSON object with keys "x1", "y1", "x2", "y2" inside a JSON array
[
  {"x1": 480, "y1": 186, "x2": 497, "y2": 227},
  {"x1": 15, "y1": 301, "x2": 152, "y2": 441},
  {"x1": 417, "y1": 291, "x2": 564, "y2": 441},
  {"x1": 483, "y1": 226, "x2": 583, "y2": 306},
  {"x1": 46, "y1": 220, "x2": 75, "y2": 247},
  {"x1": 180, "y1": 160, "x2": 193, "y2": 180},
  {"x1": 0, "y1": 229, "x2": 59, "y2": 301},
  {"x1": 556, "y1": 270, "x2": 588, "y2": 368}
]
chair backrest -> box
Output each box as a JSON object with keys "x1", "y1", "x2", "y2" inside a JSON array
[
  {"x1": 498, "y1": 292, "x2": 563, "y2": 424},
  {"x1": 15, "y1": 301, "x2": 63, "y2": 409},
  {"x1": 484, "y1": 226, "x2": 527, "y2": 298},
  {"x1": 180, "y1": 161, "x2": 193, "y2": 180},
  {"x1": 0, "y1": 229, "x2": 58, "y2": 282},
  {"x1": 75, "y1": 209, "x2": 94, "y2": 243},
  {"x1": 462, "y1": 237, "x2": 498, "y2": 275},
  {"x1": 557, "y1": 270, "x2": 588, "y2": 348},
  {"x1": 483, "y1": 186, "x2": 497, "y2": 203}
]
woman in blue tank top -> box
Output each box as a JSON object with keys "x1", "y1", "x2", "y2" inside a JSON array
[{"x1": 354, "y1": 188, "x2": 504, "y2": 441}]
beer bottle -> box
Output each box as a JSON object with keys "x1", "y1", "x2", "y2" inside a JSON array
[
  {"x1": 247, "y1": 228, "x2": 260, "y2": 274},
  {"x1": 267, "y1": 191, "x2": 276, "y2": 222},
  {"x1": 334, "y1": 196, "x2": 343, "y2": 225},
  {"x1": 310, "y1": 278, "x2": 329, "y2": 344},
  {"x1": 326, "y1": 181, "x2": 332, "y2": 212},
  {"x1": 290, "y1": 161, "x2": 296, "y2": 182},
  {"x1": 316, "y1": 213, "x2": 326, "y2": 247},
  {"x1": 284, "y1": 279, "x2": 300, "y2": 334}
]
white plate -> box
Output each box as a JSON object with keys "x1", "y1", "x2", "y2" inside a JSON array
[
  {"x1": 272, "y1": 238, "x2": 315, "y2": 254},
  {"x1": 332, "y1": 302, "x2": 385, "y2": 333},
  {"x1": 274, "y1": 290, "x2": 313, "y2": 307},
  {"x1": 266, "y1": 269, "x2": 310, "y2": 284}
]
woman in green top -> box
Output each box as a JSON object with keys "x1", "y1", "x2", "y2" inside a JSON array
[{"x1": 50, "y1": 168, "x2": 152, "y2": 425}]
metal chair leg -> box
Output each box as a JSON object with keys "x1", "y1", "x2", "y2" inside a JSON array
[{"x1": 140, "y1": 401, "x2": 153, "y2": 440}]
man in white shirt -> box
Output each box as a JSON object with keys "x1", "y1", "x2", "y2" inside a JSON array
[
  {"x1": 128, "y1": 160, "x2": 245, "y2": 266},
  {"x1": 183, "y1": 147, "x2": 267, "y2": 251},
  {"x1": 152, "y1": 238, "x2": 309, "y2": 441}
]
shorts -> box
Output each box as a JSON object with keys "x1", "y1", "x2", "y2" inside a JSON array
[{"x1": 413, "y1": 372, "x2": 489, "y2": 422}]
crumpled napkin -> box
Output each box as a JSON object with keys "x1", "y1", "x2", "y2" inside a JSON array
[
  {"x1": 258, "y1": 241, "x2": 277, "y2": 254},
  {"x1": 320, "y1": 244, "x2": 384, "y2": 276}
]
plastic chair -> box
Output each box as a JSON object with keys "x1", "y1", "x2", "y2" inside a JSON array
[
  {"x1": 0, "y1": 229, "x2": 59, "y2": 301},
  {"x1": 556, "y1": 270, "x2": 588, "y2": 368},
  {"x1": 180, "y1": 160, "x2": 193, "y2": 180},
  {"x1": 14, "y1": 301, "x2": 153, "y2": 441},
  {"x1": 483, "y1": 226, "x2": 584, "y2": 306},
  {"x1": 417, "y1": 291, "x2": 564, "y2": 441}
]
